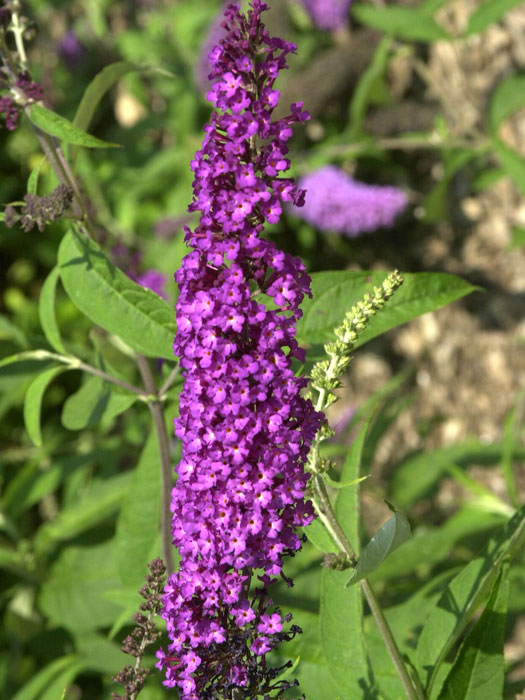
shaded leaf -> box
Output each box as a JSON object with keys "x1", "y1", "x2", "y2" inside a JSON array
[
  {"x1": 38, "y1": 267, "x2": 67, "y2": 354},
  {"x1": 437, "y1": 563, "x2": 509, "y2": 700},
  {"x1": 298, "y1": 271, "x2": 478, "y2": 348},
  {"x1": 34, "y1": 472, "x2": 131, "y2": 555},
  {"x1": 58, "y1": 229, "x2": 176, "y2": 360},
  {"x1": 11, "y1": 655, "x2": 82, "y2": 700},
  {"x1": 391, "y1": 439, "x2": 525, "y2": 509},
  {"x1": 29, "y1": 104, "x2": 119, "y2": 148},
  {"x1": 114, "y1": 429, "x2": 162, "y2": 588},
  {"x1": 61, "y1": 375, "x2": 136, "y2": 431},
  {"x1": 39, "y1": 541, "x2": 124, "y2": 632},
  {"x1": 23, "y1": 366, "x2": 69, "y2": 446},
  {"x1": 416, "y1": 505, "x2": 525, "y2": 696},
  {"x1": 346, "y1": 509, "x2": 411, "y2": 586}
]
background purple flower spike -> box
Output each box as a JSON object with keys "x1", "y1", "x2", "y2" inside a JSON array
[
  {"x1": 292, "y1": 165, "x2": 408, "y2": 236},
  {"x1": 301, "y1": 0, "x2": 353, "y2": 31}
]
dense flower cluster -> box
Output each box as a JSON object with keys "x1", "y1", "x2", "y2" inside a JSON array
[
  {"x1": 292, "y1": 165, "x2": 408, "y2": 236},
  {"x1": 159, "y1": 2, "x2": 322, "y2": 697},
  {"x1": 301, "y1": 0, "x2": 353, "y2": 31}
]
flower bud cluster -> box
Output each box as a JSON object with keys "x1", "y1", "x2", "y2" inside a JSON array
[
  {"x1": 112, "y1": 558, "x2": 167, "y2": 700},
  {"x1": 0, "y1": 70, "x2": 43, "y2": 131},
  {"x1": 158, "y1": 2, "x2": 322, "y2": 697},
  {"x1": 4, "y1": 184, "x2": 73, "y2": 232},
  {"x1": 309, "y1": 270, "x2": 403, "y2": 416}
]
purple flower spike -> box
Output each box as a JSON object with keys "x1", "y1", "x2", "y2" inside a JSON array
[
  {"x1": 301, "y1": 0, "x2": 353, "y2": 31},
  {"x1": 136, "y1": 269, "x2": 167, "y2": 299},
  {"x1": 292, "y1": 166, "x2": 408, "y2": 236},
  {"x1": 159, "y1": 2, "x2": 322, "y2": 697},
  {"x1": 58, "y1": 30, "x2": 85, "y2": 69}
]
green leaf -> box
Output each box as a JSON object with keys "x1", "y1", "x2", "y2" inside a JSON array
[
  {"x1": 11, "y1": 655, "x2": 82, "y2": 700},
  {"x1": 437, "y1": 563, "x2": 509, "y2": 700},
  {"x1": 298, "y1": 271, "x2": 478, "y2": 348},
  {"x1": 489, "y1": 74, "x2": 525, "y2": 132},
  {"x1": 352, "y1": 4, "x2": 449, "y2": 41},
  {"x1": 416, "y1": 506, "x2": 525, "y2": 696},
  {"x1": 28, "y1": 104, "x2": 120, "y2": 148},
  {"x1": 114, "y1": 429, "x2": 162, "y2": 588},
  {"x1": 0, "y1": 313, "x2": 29, "y2": 348},
  {"x1": 348, "y1": 37, "x2": 392, "y2": 139},
  {"x1": 74, "y1": 61, "x2": 137, "y2": 133},
  {"x1": 465, "y1": 0, "x2": 523, "y2": 36},
  {"x1": 27, "y1": 156, "x2": 46, "y2": 195},
  {"x1": 302, "y1": 516, "x2": 337, "y2": 553},
  {"x1": 23, "y1": 366, "x2": 68, "y2": 446},
  {"x1": 336, "y1": 409, "x2": 378, "y2": 552},
  {"x1": 73, "y1": 633, "x2": 128, "y2": 674},
  {"x1": 58, "y1": 229, "x2": 175, "y2": 360},
  {"x1": 320, "y1": 569, "x2": 373, "y2": 698},
  {"x1": 346, "y1": 509, "x2": 411, "y2": 586},
  {"x1": 492, "y1": 138, "x2": 525, "y2": 194},
  {"x1": 509, "y1": 225, "x2": 525, "y2": 250},
  {"x1": 317, "y1": 410, "x2": 378, "y2": 697},
  {"x1": 391, "y1": 439, "x2": 525, "y2": 509},
  {"x1": 61, "y1": 375, "x2": 136, "y2": 430},
  {"x1": 38, "y1": 541, "x2": 124, "y2": 632},
  {"x1": 38, "y1": 267, "x2": 67, "y2": 354},
  {"x1": 34, "y1": 472, "x2": 131, "y2": 555}
]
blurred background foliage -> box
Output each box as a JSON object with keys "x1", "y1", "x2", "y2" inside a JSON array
[{"x1": 1, "y1": 0, "x2": 524, "y2": 698}]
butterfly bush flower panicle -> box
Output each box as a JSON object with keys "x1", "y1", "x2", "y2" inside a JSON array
[
  {"x1": 292, "y1": 165, "x2": 408, "y2": 237},
  {"x1": 301, "y1": 0, "x2": 353, "y2": 32},
  {"x1": 159, "y1": 2, "x2": 322, "y2": 697}
]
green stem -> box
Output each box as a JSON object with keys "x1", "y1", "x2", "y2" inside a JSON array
[
  {"x1": 136, "y1": 355, "x2": 174, "y2": 575},
  {"x1": 311, "y1": 474, "x2": 425, "y2": 700}
]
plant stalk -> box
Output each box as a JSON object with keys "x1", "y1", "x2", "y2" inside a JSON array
[{"x1": 136, "y1": 354, "x2": 174, "y2": 575}]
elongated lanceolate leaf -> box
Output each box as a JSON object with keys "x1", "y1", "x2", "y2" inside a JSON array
[
  {"x1": 29, "y1": 104, "x2": 119, "y2": 148},
  {"x1": 11, "y1": 655, "x2": 83, "y2": 700},
  {"x1": 318, "y1": 409, "x2": 379, "y2": 697},
  {"x1": 58, "y1": 230, "x2": 176, "y2": 360},
  {"x1": 114, "y1": 429, "x2": 162, "y2": 587},
  {"x1": 27, "y1": 156, "x2": 46, "y2": 195},
  {"x1": 437, "y1": 563, "x2": 509, "y2": 700},
  {"x1": 298, "y1": 271, "x2": 478, "y2": 347},
  {"x1": 74, "y1": 61, "x2": 137, "y2": 133},
  {"x1": 352, "y1": 4, "x2": 449, "y2": 41},
  {"x1": 489, "y1": 74, "x2": 525, "y2": 133},
  {"x1": 346, "y1": 509, "x2": 411, "y2": 586},
  {"x1": 416, "y1": 505, "x2": 525, "y2": 696},
  {"x1": 39, "y1": 267, "x2": 67, "y2": 354},
  {"x1": 23, "y1": 365, "x2": 69, "y2": 446},
  {"x1": 465, "y1": 0, "x2": 523, "y2": 36}
]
